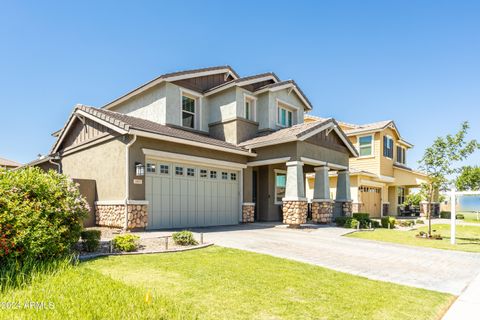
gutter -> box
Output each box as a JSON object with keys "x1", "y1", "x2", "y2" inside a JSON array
[{"x1": 124, "y1": 134, "x2": 137, "y2": 230}]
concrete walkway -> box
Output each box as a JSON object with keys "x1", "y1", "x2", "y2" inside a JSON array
[
  {"x1": 442, "y1": 272, "x2": 480, "y2": 320},
  {"x1": 169, "y1": 223, "x2": 480, "y2": 295}
]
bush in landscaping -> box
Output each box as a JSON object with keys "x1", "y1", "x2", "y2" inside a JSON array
[
  {"x1": 352, "y1": 213, "x2": 370, "y2": 228},
  {"x1": 456, "y1": 214, "x2": 464, "y2": 220},
  {"x1": 381, "y1": 216, "x2": 396, "y2": 228},
  {"x1": 369, "y1": 219, "x2": 381, "y2": 228},
  {"x1": 80, "y1": 230, "x2": 101, "y2": 252},
  {"x1": 440, "y1": 211, "x2": 451, "y2": 219},
  {"x1": 397, "y1": 220, "x2": 415, "y2": 228},
  {"x1": 172, "y1": 230, "x2": 198, "y2": 246},
  {"x1": 112, "y1": 234, "x2": 140, "y2": 252},
  {"x1": 416, "y1": 219, "x2": 425, "y2": 224},
  {"x1": 344, "y1": 218, "x2": 359, "y2": 229},
  {"x1": 0, "y1": 167, "x2": 88, "y2": 266}
]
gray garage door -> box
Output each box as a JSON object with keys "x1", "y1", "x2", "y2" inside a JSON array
[{"x1": 145, "y1": 161, "x2": 240, "y2": 230}]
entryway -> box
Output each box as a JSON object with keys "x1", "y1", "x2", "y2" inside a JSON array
[{"x1": 359, "y1": 186, "x2": 381, "y2": 217}]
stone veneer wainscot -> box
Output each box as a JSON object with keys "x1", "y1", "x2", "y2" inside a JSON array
[
  {"x1": 95, "y1": 202, "x2": 148, "y2": 229},
  {"x1": 282, "y1": 200, "x2": 308, "y2": 227}
]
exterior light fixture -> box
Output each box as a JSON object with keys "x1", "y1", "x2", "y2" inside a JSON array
[{"x1": 135, "y1": 162, "x2": 145, "y2": 176}]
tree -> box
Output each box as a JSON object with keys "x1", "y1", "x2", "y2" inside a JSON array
[
  {"x1": 455, "y1": 166, "x2": 480, "y2": 191},
  {"x1": 418, "y1": 121, "x2": 479, "y2": 237}
]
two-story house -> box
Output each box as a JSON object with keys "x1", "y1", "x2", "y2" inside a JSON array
[
  {"x1": 305, "y1": 115, "x2": 429, "y2": 217},
  {"x1": 31, "y1": 66, "x2": 358, "y2": 230}
]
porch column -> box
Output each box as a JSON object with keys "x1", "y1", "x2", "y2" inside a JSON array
[
  {"x1": 282, "y1": 161, "x2": 307, "y2": 228},
  {"x1": 335, "y1": 170, "x2": 353, "y2": 217},
  {"x1": 242, "y1": 167, "x2": 255, "y2": 223},
  {"x1": 311, "y1": 166, "x2": 333, "y2": 224}
]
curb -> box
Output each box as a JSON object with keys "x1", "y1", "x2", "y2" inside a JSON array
[{"x1": 79, "y1": 243, "x2": 214, "y2": 261}]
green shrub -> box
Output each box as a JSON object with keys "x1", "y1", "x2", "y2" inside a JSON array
[
  {"x1": 440, "y1": 211, "x2": 451, "y2": 219},
  {"x1": 80, "y1": 230, "x2": 101, "y2": 252},
  {"x1": 344, "y1": 218, "x2": 359, "y2": 229},
  {"x1": 370, "y1": 220, "x2": 381, "y2": 228},
  {"x1": 416, "y1": 219, "x2": 425, "y2": 224},
  {"x1": 0, "y1": 167, "x2": 88, "y2": 267},
  {"x1": 381, "y1": 216, "x2": 396, "y2": 228},
  {"x1": 456, "y1": 214, "x2": 464, "y2": 219},
  {"x1": 334, "y1": 216, "x2": 348, "y2": 227},
  {"x1": 172, "y1": 230, "x2": 198, "y2": 246},
  {"x1": 352, "y1": 213, "x2": 371, "y2": 228},
  {"x1": 112, "y1": 234, "x2": 140, "y2": 252}
]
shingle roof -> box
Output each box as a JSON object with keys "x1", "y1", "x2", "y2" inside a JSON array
[
  {"x1": 204, "y1": 72, "x2": 280, "y2": 93},
  {"x1": 0, "y1": 157, "x2": 21, "y2": 167},
  {"x1": 76, "y1": 105, "x2": 248, "y2": 153},
  {"x1": 238, "y1": 119, "x2": 333, "y2": 147},
  {"x1": 342, "y1": 120, "x2": 393, "y2": 135}
]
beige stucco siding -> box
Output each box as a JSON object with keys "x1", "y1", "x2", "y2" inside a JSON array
[
  {"x1": 349, "y1": 133, "x2": 381, "y2": 175},
  {"x1": 110, "y1": 83, "x2": 167, "y2": 125},
  {"x1": 61, "y1": 136, "x2": 126, "y2": 200},
  {"x1": 205, "y1": 86, "x2": 237, "y2": 126},
  {"x1": 393, "y1": 167, "x2": 429, "y2": 186},
  {"x1": 268, "y1": 89, "x2": 306, "y2": 129}
]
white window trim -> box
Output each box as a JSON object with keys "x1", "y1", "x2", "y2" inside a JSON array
[
  {"x1": 357, "y1": 134, "x2": 374, "y2": 158},
  {"x1": 274, "y1": 169, "x2": 287, "y2": 205},
  {"x1": 180, "y1": 88, "x2": 203, "y2": 130},
  {"x1": 384, "y1": 135, "x2": 394, "y2": 159},
  {"x1": 276, "y1": 99, "x2": 296, "y2": 128},
  {"x1": 243, "y1": 93, "x2": 257, "y2": 121}
]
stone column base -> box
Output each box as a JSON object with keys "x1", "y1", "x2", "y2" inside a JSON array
[
  {"x1": 335, "y1": 201, "x2": 353, "y2": 217},
  {"x1": 282, "y1": 200, "x2": 307, "y2": 228},
  {"x1": 242, "y1": 203, "x2": 255, "y2": 223},
  {"x1": 311, "y1": 200, "x2": 333, "y2": 224},
  {"x1": 95, "y1": 203, "x2": 148, "y2": 230}
]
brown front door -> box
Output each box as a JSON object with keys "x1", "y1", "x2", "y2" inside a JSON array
[{"x1": 360, "y1": 186, "x2": 382, "y2": 217}]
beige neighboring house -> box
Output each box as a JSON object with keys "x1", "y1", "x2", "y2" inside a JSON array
[
  {"x1": 28, "y1": 66, "x2": 359, "y2": 230},
  {"x1": 0, "y1": 157, "x2": 21, "y2": 170},
  {"x1": 305, "y1": 115, "x2": 430, "y2": 217}
]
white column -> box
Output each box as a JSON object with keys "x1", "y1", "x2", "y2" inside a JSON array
[
  {"x1": 283, "y1": 161, "x2": 306, "y2": 201},
  {"x1": 313, "y1": 166, "x2": 330, "y2": 200},
  {"x1": 336, "y1": 170, "x2": 351, "y2": 201}
]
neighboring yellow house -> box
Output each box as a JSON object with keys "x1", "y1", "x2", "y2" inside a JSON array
[{"x1": 305, "y1": 115, "x2": 428, "y2": 217}]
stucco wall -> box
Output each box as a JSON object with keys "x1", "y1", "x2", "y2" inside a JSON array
[
  {"x1": 268, "y1": 89, "x2": 306, "y2": 129},
  {"x1": 110, "y1": 83, "x2": 166, "y2": 125},
  {"x1": 61, "y1": 136, "x2": 126, "y2": 200},
  {"x1": 205, "y1": 86, "x2": 237, "y2": 126}
]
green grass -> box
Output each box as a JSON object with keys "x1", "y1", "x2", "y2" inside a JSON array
[
  {"x1": 348, "y1": 224, "x2": 480, "y2": 252},
  {"x1": 460, "y1": 211, "x2": 480, "y2": 224},
  {"x1": 0, "y1": 246, "x2": 452, "y2": 320}
]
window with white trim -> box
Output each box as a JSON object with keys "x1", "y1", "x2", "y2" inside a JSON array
[
  {"x1": 175, "y1": 166, "x2": 184, "y2": 176},
  {"x1": 358, "y1": 135, "x2": 373, "y2": 157},
  {"x1": 396, "y1": 146, "x2": 406, "y2": 164},
  {"x1": 383, "y1": 135, "x2": 394, "y2": 159},
  {"x1": 275, "y1": 171, "x2": 286, "y2": 203},
  {"x1": 244, "y1": 96, "x2": 255, "y2": 121},
  {"x1": 187, "y1": 168, "x2": 195, "y2": 177},
  {"x1": 146, "y1": 163, "x2": 156, "y2": 173},
  {"x1": 182, "y1": 95, "x2": 196, "y2": 129},
  {"x1": 277, "y1": 104, "x2": 293, "y2": 127},
  {"x1": 159, "y1": 164, "x2": 169, "y2": 174}
]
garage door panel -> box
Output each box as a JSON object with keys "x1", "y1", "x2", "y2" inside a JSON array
[{"x1": 146, "y1": 160, "x2": 239, "y2": 229}]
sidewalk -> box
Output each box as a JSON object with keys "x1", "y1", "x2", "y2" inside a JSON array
[{"x1": 443, "y1": 272, "x2": 480, "y2": 320}]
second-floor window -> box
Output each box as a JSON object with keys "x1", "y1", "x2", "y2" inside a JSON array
[
  {"x1": 383, "y1": 135, "x2": 394, "y2": 159},
  {"x1": 396, "y1": 146, "x2": 406, "y2": 164},
  {"x1": 244, "y1": 96, "x2": 256, "y2": 121},
  {"x1": 182, "y1": 95, "x2": 196, "y2": 129},
  {"x1": 277, "y1": 106, "x2": 293, "y2": 127},
  {"x1": 358, "y1": 135, "x2": 373, "y2": 157}
]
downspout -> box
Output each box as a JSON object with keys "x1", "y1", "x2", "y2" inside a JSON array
[
  {"x1": 124, "y1": 134, "x2": 137, "y2": 230},
  {"x1": 49, "y1": 154, "x2": 62, "y2": 173}
]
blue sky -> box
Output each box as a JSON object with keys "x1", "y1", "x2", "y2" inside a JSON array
[{"x1": 1, "y1": 1, "x2": 479, "y2": 169}]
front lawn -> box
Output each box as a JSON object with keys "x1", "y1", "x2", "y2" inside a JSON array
[
  {"x1": 348, "y1": 224, "x2": 480, "y2": 252},
  {"x1": 461, "y1": 211, "x2": 480, "y2": 224},
  {"x1": 0, "y1": 246, "x2": 452, "y2": 319}
]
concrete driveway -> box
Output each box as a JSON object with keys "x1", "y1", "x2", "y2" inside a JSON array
[{"x1": 188, "y1": 223, "x2": 480, "y2": 295}]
